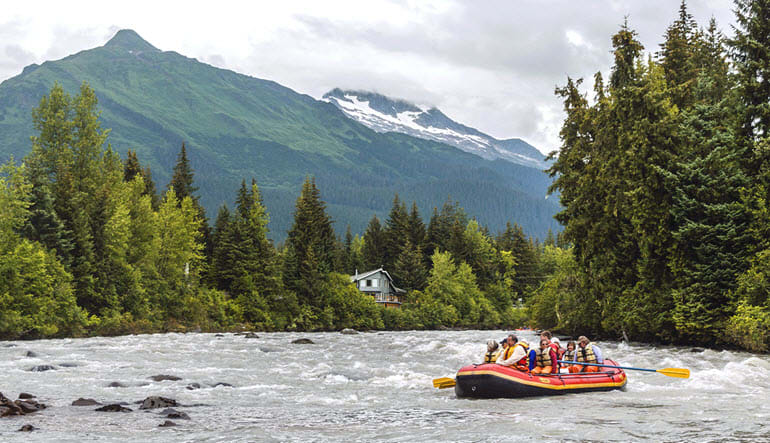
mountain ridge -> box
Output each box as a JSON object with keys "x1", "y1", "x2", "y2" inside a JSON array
[
  {"x1": 0, "y1": 29, "x2": 560, "y2": 240},
  {"x1": 322, "y1": 89, "x2": 547, "y2": 169}
]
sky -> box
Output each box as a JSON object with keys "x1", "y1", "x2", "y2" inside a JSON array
[{"x1": 1, "y1": 0, "x2": 736, "y2": 154}]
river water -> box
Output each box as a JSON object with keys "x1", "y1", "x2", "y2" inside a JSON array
[{"x1": 1, "y1": 330, "x2": 769, "y2": 442}]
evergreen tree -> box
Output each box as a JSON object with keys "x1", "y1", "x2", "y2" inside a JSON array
[
  {"x1": 730, "y1": 0, "x2": 770, "y2": 142},
  {"x1": 362, "y1": 214, "x2": 386, "y2": 270},
  {"x1": 283, "y1": 177, "x2": 335, "y2": 306},
  {"x1": 383, "y1": 194, "x2": 409, "y2": 271},
  {"x1": 658, "y1": 0, "x2": 699, "y2": 108},
  {"x1": 394, "y1": 239, "x2": 427, "y2": 292},
  {"x1": 168, "y1": 142, "x2": 210, "y2": 257}
]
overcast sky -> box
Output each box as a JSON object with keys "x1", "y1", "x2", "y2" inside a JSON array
[{"x1": 1, "y1": 0, "x2": 736, "y2": 154}]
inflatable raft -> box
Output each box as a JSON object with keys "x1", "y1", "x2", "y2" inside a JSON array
[{"x1": 454, "y1": 359, "x2": 627, "y2": 398}]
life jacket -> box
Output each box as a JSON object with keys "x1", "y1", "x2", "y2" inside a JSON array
[
  {"x1": 564, "y1": 349, "x2": 575, "y2": 362},
  {"x1": 549, "y1": 342, "x2": 561, "y2": 368},
  {"x1": 576, "y1": 343, "x2": 597, "y2": 363},
  {"x1": 514, "y1": 342, "x2": 529, "y2": 369},
  {"x1": 483, "y1": 350, "x2": 499, "y2": 364},
  {"x1": 536, "y1": 348, "x2": 552, "y2": 367}
]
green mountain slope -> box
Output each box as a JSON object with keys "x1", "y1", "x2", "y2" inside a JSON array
[{"x1": 0, "y1": 29, "x2": 559, "y2": 239}]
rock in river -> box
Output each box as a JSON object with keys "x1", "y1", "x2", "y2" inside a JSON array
[
  {"x1": 95, "y1": 404, "x2": 132, "y2": 412},
  {"x1": 139, "y1": 396, "x2": 178, "y2": 409},
  {"x1": 0, "y1": 392, "x2": 46, "y2": 417},
  {"x1": 149, "y1": 374, "x2": 182, "y2": 382},
  {"x1": 17, "y1": 424, "x2": 36, "y2": 432},
  {"x1": 291, "y1": 338, "x2": 314, "y2": 344},
  {"x1": 27, "y1": 365, "x2": 56, "y2": 372},
  {"x1": 72, "y1": 398, "x2": 101, "y2": 406},
  {"x1": 340, "y1": 328, "x2": 359, "y2": 335},
  {"x1": 18, "y1": 393, "x2": 35, "y2": 399},
  {"x1": 159, "y1": 420, "x2": 177, "y2": 427}
]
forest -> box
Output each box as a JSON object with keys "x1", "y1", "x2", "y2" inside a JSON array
[
  {"x1": 2, "y1": 0, "x2": 770, "y2": 353},
  {"x1": 539, "y1": 0, "x2": 770, "y2": 351},
  {"x1": 0, "y1": 80, "x2": 560, "y2": 339}
]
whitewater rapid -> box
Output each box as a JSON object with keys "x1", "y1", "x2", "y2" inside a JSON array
[{"x1": 1, "y1": 330, "x2": 768, "y2": 442}]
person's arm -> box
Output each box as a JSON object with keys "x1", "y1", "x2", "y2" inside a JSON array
[
  {"x1": 593, "y1": 345, "x2": 603, "y2": 363},
  {"x1": 529, "y1": 350, "x2": 536, "y2": 371},
  {"x1": 549, "y1": 349, "x2": 558, "y2": 367}
]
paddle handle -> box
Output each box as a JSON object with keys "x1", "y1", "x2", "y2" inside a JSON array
[{"x1": 557, "y1": 360, "x2": 655, "y2": 372}]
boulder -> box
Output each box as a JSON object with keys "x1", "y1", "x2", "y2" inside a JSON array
[
  {"x1": 212, "y1": 382, "x2": 233, "y2": 388},
  {"x1": 27, "y1": 365, "x2": 57, "y2": 372},
  {"x1": 214, "y1": 334, "x2": 225, "y2": 337},
  {"x1": 244, "y1": 332, "x2": 260, "y2": 339},
  {"x1": 160, "y1": 408, "x2": 190, "y2": 420},
  {"x1": 139, "y1": 396, "x2": 178, "y2": 410},
  {"x1": 0, "y1": 392, "x2": 46, "y2": 417},
  {"x1": 72, "y1": 398, "x2": 101, "y2": 406},
  {"x1": 107, "y1": 381, "x2": 127, "y2": 388},
  {"x1": 159, "y1": 420, "x2": 177, "y2": 427},
  {"x1": 340, "y1": 328, "x2": 358, "y2": 335},
  {"x1": 25, "y1": 351, "x2": 39, "y2": 358},
  {"x1": 291, "y1": 338, "x2": 314, "y2": 345},
  {"x1": 95, "y1": 404, "x2": 132, "y2": 412},
  {"x1": 185, "y1": 383, "x2": 202, "y2": 390},
  {"x1": 58, "y1": 362, "x2": 78, "y2": 367},
  {"x1": 17, "y1": 393, "x2": 35, "y2": 399},
  {"x1": 17, "y1": 424, "x2": 35, "y2": 432},
  {"x1": 149, "y1": 374, "x2": 182, "y2": 382},
  {"x1": 689, "y1": 348, "x2": 705, "y2": 353}
]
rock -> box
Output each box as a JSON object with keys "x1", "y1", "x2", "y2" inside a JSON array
[
  {"x1": 244, "y1": 332, "x2": 259, "y2": 339},
  {"x1": 340, "y1": 328, "x2": 358, "y2": 335},
  {"x1": 185, "y1": 383, "x2": 202, "y2": 390},
  {"x1": 17, "y1": 393, "x2": 35, "y2": 399},
  {"x1": 159, "y1": 420, "x2": 177, "y2": 427},
  {"x1": 95, "y1": 404, "x2": 132, "y2": 412},
  {"x1": 72, "y1": 398, "x2": 101, "y2": 406},
  {"x1": 139, "y1": 396, "x2": 178, "y2": 410},
  {"x1": 291, "y1": 338, "x2": 314, "y2": 344},
  {"x1": 212, "y1": 382, "x2": 233, "y2": 388},
  {"x1": 214, "y1": 334, "x2": 225, "y2": 337},
  {"x1": 149, "y1": 374, "x2": 182, "y2": 382},
  {"x1": 160, "y1": 408, "x2": 190, "y2": 420},
  {"x1": 25, "y1": 351, "x2": 39, "y2": 358},
  {"x1": 690, "y1": 347, "x2": 705, "y2": 353},
  {"x1": 58, "y1": 362, "x2": 78, "y2": 367},
  {"x1": 107, "y1": 381, "x2": 127, "y2": 388},
  {"x1": 27, "y1": 365, "x2": 57, "y2": 372},
  {"x1": 234, "y1": 332, "x2": 247, "y2": 336},
  {"x1": 17, "y1": 424, "x2": 36, "y2": 432},
  {"x1": 17, "y1": 401, "x2": 42, "y2": 413}
]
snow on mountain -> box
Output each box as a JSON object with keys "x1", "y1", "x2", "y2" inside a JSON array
[{"x1": 322, "y1": 89, "x2": 547, "y2": 169}]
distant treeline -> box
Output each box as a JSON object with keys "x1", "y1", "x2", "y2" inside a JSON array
[
  {"x1": 535, "y1": 0, "x2": 770, "y2": 352},
  {"x1": 0, "y1": 82, "x2": 564, "y2": 339}
]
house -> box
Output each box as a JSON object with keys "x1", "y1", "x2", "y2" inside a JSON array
[{"x1": 350, "y1": 268, "x2": 405, "y2": 308}]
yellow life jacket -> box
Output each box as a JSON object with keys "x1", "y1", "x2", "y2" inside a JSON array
[
  {"x1": 514, "y1": 342, "x2": 529, "y2": 368},
  {"x1": 564, "y1": 349, "x2": 575, "y2": 362},
  {"x1": 536, "y1": 347, "x2": 552, "y2": 367},
  {"x1": 483, "y1": 351, "x2": 499, "y2": 364},
  {"x1": 501, "y1": 345, "x2": 515, "y2": 360},
  {"x1": 576, "y1": 342, "x2": 597, "y2": 363}
]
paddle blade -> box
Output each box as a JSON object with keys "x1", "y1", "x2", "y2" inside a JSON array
[
  {"x1": 433, "y1": 377, "x2": 456, "y2": 389},
  {"x1": 657, "y1": 367, "x2": 690, "y2": 378}
]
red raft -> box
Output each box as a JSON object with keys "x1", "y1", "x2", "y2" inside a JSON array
[{"x1": 454, "y1": 359, "x2": 627, "y2": 398}]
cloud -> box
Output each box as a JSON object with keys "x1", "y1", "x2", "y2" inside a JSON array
[{"x1": 0, "y1": 0, "x2": 737, "y2": 153}]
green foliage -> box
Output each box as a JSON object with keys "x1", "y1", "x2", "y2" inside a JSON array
[{"x1": 725, "y1": 303, "x2": 770, "y2": 352}]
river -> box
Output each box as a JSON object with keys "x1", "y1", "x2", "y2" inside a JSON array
[{"x1": 1, "y1": 330, "x2": 768, "y2": 442}]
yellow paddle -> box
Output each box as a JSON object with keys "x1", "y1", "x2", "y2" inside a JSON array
[
  {"x1": 557, "y1": 360, "x2": 690, "y2": 378},
  {"x1": 432, "y1": 377, "x2": 456, "y2": 389}
]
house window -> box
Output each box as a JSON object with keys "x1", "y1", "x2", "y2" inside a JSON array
[
  {"x1": 371, "y1": 278, "x2": 378, "y2": 288},
  {"x1": 365, "y1": 279, "x2": 372, "y2": 287}
]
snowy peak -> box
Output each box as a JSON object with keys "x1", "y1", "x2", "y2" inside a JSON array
[{"x1": 322, "y1": 89, "x2": 546, "y2": 169}]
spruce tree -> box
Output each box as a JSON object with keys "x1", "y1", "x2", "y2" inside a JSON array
[
  {"x1": 362, "y1": 214, "x2": 386, "y2": 270},
  {"x1": 168, "y1": 142, "x2": 210, "y2": 255},
  {"x1": 394, "y1": 239, "x2": 427, "y2": 292},
  {"x1": 658, "y1": 0, "x2": 699, "y2": 108},
  {"x1": 383, "y1": 194, "x2": 409, "y2": 271},
  {"x1": 283, "y1": 177, "x2": 335, "y2": 306}
]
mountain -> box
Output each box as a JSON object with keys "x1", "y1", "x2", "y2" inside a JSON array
[
  {"x1": 322, "y1": 89, "x2": 547, "y2": 169},
  {"x1": 0, "y1": 29, "x2": 559, "y2": 240}
]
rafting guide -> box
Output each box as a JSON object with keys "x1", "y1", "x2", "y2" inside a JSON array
[{"x1": 433, "y1": 332, "x2": 690, "y2": 398}]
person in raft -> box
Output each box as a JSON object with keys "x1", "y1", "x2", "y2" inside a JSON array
[
  {"x1": 563, "y1": 340, "x2": 576, "y2": 365},
  {"x1": 532, "y1": 338, "x2": 558, "y2": 374},
  {"x1": 540, "y1": 330, "x2": 563, "y2": 371},
  {"x1": 569, "y1": 335, "x2": 604, "y2": 373},
  {"x1": 496, "y1": 335, "x2": 529, "y2": 371},
  {"x1": 483, "y1": 339, "x2": 500, "y2": 364}
]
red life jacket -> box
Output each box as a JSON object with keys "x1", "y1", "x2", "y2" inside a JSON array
[{"x1": 549, "y1": 342, "x2": 560, "y2": 367}]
